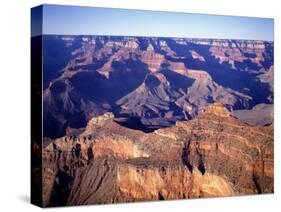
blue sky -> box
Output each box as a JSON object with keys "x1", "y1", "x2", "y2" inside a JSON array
[{"x1": 38, "y1": 4, "x2": 273, "y2": 41}]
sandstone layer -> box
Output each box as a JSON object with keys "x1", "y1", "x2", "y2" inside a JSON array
[{"x1": 41, "y1": 103, "x2": 273, "y2": 207}]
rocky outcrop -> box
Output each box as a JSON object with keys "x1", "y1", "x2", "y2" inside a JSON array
[
  {"x1": 42, "y1": 103, "x2": 273, "y2": 206},
  {"x1": 190, "y1": 50, "x2": 205, "y2": 61},
  {"x1": 140, "y1": 51, "x2": 164, "y2": 72}
]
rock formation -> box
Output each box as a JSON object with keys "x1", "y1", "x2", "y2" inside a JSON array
[
  {"x1": 42, "y1": 35, "x2": 274, "y2": 139},
  {"x1": 42, "y1": 103, "x2": 273, "y2": 207}
]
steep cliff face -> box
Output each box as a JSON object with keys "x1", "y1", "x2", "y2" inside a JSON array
[
  {"x1": 66, "y1": 160, "x2": 234, "y2": 206},
  {"x1": 42, "y1": 103, "x2": 273, "y2": 207}
]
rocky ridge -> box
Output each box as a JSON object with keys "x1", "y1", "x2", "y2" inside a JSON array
[{"x1": 42, "y1": 103, "x2": 273, "y2": 207}]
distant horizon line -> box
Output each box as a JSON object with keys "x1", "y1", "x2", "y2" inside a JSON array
[{"x1": 32, "y1": 33, "x2": 274, "y2": 42}]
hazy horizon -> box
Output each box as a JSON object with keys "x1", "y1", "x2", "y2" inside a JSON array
[{"x1": 31, "y1": 4, "x2": 274, "y2": 41}]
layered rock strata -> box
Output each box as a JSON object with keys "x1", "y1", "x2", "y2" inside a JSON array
[{"x1": 42, "y1": 103, "x2": 273, "y2": 207}]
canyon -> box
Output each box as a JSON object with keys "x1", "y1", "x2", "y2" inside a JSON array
[
  {"x1": 38, "y1": 35, "x2": 274, "y2": 207},
  {"x1": 42, "y1": 35, "x2": 274, "y2": 138}
]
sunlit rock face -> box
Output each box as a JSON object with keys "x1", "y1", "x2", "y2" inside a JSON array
[{"x1": 42, "y1": 103, "x2": 273, "y2": 206}]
